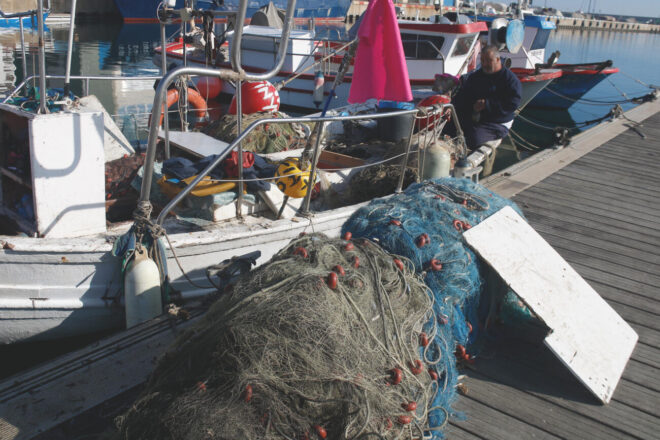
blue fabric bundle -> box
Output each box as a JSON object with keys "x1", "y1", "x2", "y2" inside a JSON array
[{"x1": 341, "y1": 177, "x2": 523, "y2": 437}]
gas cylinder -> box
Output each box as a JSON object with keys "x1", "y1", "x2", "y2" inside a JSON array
[
  {"x1": 422, "y1": 141, "x2": 451, "y2": 180},
  {"x1": 313, "y1": 71, "x2": 325, "y2": 108},
  {"x1": 124, "y1": 245, "x2": 163, "y2": 329}
]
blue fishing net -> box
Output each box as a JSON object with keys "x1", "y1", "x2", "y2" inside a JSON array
[{"x1": 342, "y1": 177, "x2": 524, "y2": 437}]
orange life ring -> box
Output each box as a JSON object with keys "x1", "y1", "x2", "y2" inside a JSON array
[{"x1": 154, "y1": 87, "x2": 208, "y2": 128}]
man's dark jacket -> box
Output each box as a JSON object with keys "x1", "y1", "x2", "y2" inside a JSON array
[{"x1": 453, "y1": 67, "x2": 522, "y2": 124}]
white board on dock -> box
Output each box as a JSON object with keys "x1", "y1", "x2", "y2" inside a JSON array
[
  {"x1": 159, "y1": 129, "x2": 232, "y2": 158},
  {"x1": 463, "y1": 206, "x2": 638, "y2": 403}
]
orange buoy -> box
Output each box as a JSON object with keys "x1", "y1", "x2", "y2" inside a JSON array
[
  {"x1": 196, "y1": 76, "x2": 223, "y2": 99},
  {"x1": 153, "y1": 87, "x2": 208, "y2": 128}
]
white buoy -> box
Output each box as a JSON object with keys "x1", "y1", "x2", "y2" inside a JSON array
[
  {"x1": 422, "y1": 141, "x2": 451, "y2": 179},
  {"x1": 313, "y1": 71, "x2": 325, "y2": 108},
  {"x1": 124, "y1": 245, "x2": 163, "y2": 329}
]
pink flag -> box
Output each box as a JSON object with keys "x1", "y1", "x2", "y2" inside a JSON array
[{"x1": 348, "y1": 0, "x2": 413, "y2": 104}]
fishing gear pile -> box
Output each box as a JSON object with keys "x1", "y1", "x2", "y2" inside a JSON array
[
  {"x1": 202, "y1": 111, "x2": 309, "y2": 153},
  {"x1": 342, "y1": 177, "x2": 525, "y2": 435},
  {"x1": 117, "y1": 234, "x2": 441, "y2": 439}
]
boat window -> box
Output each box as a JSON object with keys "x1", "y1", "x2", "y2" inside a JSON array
[
  {"x1": 530, "y1": 29, "x2": 551, "y2": 50},
  {"x1": 451, "y1": 35, "x2": 474, "y2": 57},
  {"x1": 401, "y1": 33, "x2": 445, "y2": 59}
]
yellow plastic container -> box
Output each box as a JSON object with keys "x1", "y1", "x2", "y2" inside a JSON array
[{"x1": 157, "y1": 175, "x2": 236, "y2": 198}]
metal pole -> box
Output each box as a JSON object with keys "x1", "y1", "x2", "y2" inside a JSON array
[
  {"x1": 395, "y1": 113, "x2": 418, "y2": 193},
  {"x1": 18, "y1": 19, "x2": 27, "y2": 89},
  {"x1": 300, "y1": 121, "x2": 325, "y2": 214},
  {"x1": 236, "y1": 79, "x2": 243, "y2": 218},
  {"x1": 36, "y1": 0, "x2": 48, "y2": 114},
  {"x1": 161, "y1": 22, "x2": 171, "y2": 158},
  {"x1": 64, "y1": 0, "x2": 77, "y2": 96}
]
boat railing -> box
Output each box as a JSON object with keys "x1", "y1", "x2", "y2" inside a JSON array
[
  {"x1": 2, "y1": 74, "x2": 163, "y2": 103},
  {"x1": 148, "y1": 103, "x2": 462, "y2": 226}
]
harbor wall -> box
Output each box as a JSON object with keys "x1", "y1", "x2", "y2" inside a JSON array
[
  {"x1": 547, "y1": 16, "x2": 660, "y2": 33},
  {"x1": 347, "y1": 1, "x2": 660, "y2": 34}
]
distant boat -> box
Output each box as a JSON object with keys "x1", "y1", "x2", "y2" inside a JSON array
[
  {"x1": 524, "y1": 61, "x2": 620, "y2": 109},
  {"x1": 0, "y1": 9, "x2": 48, "y2": 29},
  {"x1": 157, "y1": 16, "x2": 559, "y2": 112},
  {"x1": 114, "y1": 0, "x2": 351, "y2": 23},
  {"x1": 475, "y1": 14, "x2": 619, "y2": 109}
]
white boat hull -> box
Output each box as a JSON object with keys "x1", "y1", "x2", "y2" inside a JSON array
[{"x1": 0, "y1": 205, "x2": 357, "y2": 344}]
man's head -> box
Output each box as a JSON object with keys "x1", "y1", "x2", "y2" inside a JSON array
[{"x1": 481, "y1": 45, "x2": 502, "y2": 75}]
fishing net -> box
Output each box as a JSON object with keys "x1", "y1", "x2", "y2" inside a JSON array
[
  {"x1": 202, "y1": 111, "x2": 310, "y2": 154},
  {"x1": 342, "y1": 177, "x2": 525, "y2": 436},
  {"x1": 116, "y1": 234, "x2": 442, "y2": 439}
]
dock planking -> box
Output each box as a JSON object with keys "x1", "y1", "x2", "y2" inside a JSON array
[
  {"x1": 1, "y1": 105, "x2": 659, "y2": 439},
  {"x1": 452, "y1": 109, "x2": 660, "y2": 438}
]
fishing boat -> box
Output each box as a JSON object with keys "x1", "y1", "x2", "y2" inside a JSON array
[
  {"x1": 475, "y1": 13, "x2": 619, "y2": 109},
  {"x1": 0, "y1": 7, "x2": 48, "y2": 29},
  {"x1": 114, "y1": 0, "x2": 352, "y2": 24},
  {"x1": 156, "y1": 10, "x2": 560, "y2": 112},
  {"x1": 0, "y1": 0, "x2": 468, "y2": 345},
  {"x1": 523, "y1": 61, "x2": 620, "y2": 109}
]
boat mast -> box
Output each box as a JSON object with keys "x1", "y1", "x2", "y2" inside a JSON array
[
  {"x1": 64, "y1": 0, "x2": 77, "y2": 97},
  {"x1": 36, "y1": 0, "x2": 47, "y2": 113}
]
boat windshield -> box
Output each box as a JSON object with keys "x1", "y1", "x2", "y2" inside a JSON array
[
  {"x1": 401, "y1": 33, "x2": 445, "y2": 59},
  {"x1": 530, "y1": 28, "x2": 552, "y2": 50}
]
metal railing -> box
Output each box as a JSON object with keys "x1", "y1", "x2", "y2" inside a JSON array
[
  {"x1": 149, "y1": 103, "x2": 463, "y2": 225},
  {"x1": 3, "y1": 74, "x2": 164, "y2": 104}
]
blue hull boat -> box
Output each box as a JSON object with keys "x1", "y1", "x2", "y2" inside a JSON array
[
  {"x1": 0, "y1": 12, "x2": 48, "y2": 28},
  {"x1": 526, "y1": 62, "x2": 619, "y2": 109}
]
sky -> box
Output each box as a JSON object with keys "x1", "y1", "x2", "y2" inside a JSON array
[{"x1": 533, "y1": 0, "x2": 658, "y2": 16}]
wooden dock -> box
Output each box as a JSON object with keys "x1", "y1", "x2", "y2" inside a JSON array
[
  {"x1": 447, "y1": 101, "x2": 660, "y2": 439},
  {"x1": 0, "y1": 101, "x2": 659, "y2": 439}
]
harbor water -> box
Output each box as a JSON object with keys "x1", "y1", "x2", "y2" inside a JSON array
[{"x1": 0, "y1": 19, "x2": 659, "y2": 379}]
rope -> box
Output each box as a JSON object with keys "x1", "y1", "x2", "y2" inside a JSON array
[
  {"x1": 541, "y1": 83, "x2": 654, "y2": 106},
  {"x1": 132, "y1": 201, "x2": 213, "y2": 290},
  {"x1": 275, "y1": 39, "x2": 358, "y2": 91},
  {"x1": 516, "y1": 107, "x2": 615, "y2": 130}
]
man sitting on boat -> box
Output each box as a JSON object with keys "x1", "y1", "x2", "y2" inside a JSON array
[{"x1": 452, "y1": 45, "x2": 522, "y2": 150}]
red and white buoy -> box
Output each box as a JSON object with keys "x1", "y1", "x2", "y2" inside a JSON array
[{"x1": 229, "y1": 80, "x2": 281, "y2": 115}]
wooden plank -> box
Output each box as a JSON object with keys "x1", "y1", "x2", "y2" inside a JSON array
[
  {"x1": 542, "y1": 172, "x2": 660, "y2": 207},
  {"x1": 464, "y1": 206, "x2": 638, "y2": 403},
  {"x1": 629, "y1": 342, "x2": 660, "y2": 370},
  {"x1": 515, "y1": 198, "x2": 660, "y2": 247},
  {"x1": 519, "y1": 210, "x2": 660, "y2": 259},
  {"x1": 516, "y1": 191, "x2": 660, "y2": 236},
  {"x1": 622, "y1": 359, "x2": 660, "y2": 392},
  {"x1": 456, "y1": 371, "x2": 636, "y2": 440},
  {"x1": 445, "y1": 424, "x2": 487, "y2": 440},
  {"x1": 594, "y1": 150, "x2": 660, "y2": 167},
  {"x1": 473, "y1": 339, "x2": 660, "y2": 440},
  {"x1": 526, "y1": 183, "x2": 660, "y2": 224},
  {"x1": 553, "y1": 167, "x2": 660, "y2": 199},
  {"x1": 613, "y1": 379, "x2": 660, "y2": 415},
  {"x1": 536, "y1": 244, "x2": 660, "y2": 295},
  {"x1": 451, "y1": 395, "x2": 562, "y2": 440},
  {"x1": 556, "y1": 164, "x2": 660, "y2": 196},
  {"x1": 520, "y1": 228, "x2": 660, "y2": 284},
  {"x1": 528, "y1": 219, "x2": 660, "y2": 266},
  {"x1": 566, "y1": 261, "x2": 660, "y2": 309},
  {"x1": 529, "y1": 179, "x2": 660, "y2": 218},
  {"x1": 575, "y1": 150, "x2": 660, "y2": 174},
  {"x1": 587, "y1": 146, "x2": 660, "y2": 167}
]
